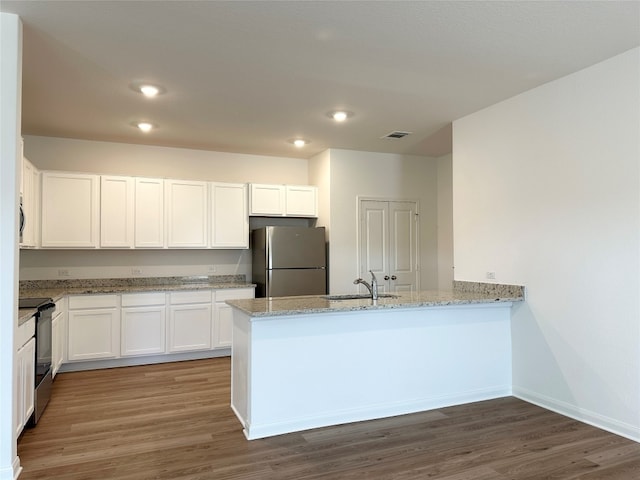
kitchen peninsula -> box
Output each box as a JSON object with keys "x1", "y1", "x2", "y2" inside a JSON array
[{"x1": 227, "y1": 281, "x2": 524, "y2": 440}]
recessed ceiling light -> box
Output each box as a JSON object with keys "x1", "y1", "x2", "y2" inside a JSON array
[
  {"x1": 289, "y1": 138, "x2": 310, "y2": 147},
  {"x1": 131, "y1": 83, "x2": 165, "y2": 97},
  {"x1": 328, "y1": 110, "x2": 353, "y2": 122},
  {"x1": 140, "y1": 85, "x2": 160, "y2": 97},
  {"x1": 134, "y1": 121, "x2": 155, "y2": 132}
]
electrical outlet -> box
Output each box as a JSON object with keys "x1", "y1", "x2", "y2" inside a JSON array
[
  {"x1": 486, "y1": 271, "x2": 496, "y2": 280},
  {"x1": 208, "y1": 265, "x2": 217, "y2": 274},
  {"x1": 57, "y1": 269, "x2": 70, "y2": 277},
  {"x1": 131, "y1": 268, "x2": 143, "y2": 276}
]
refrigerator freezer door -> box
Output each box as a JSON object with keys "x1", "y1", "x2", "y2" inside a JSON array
[
  {"x1": 267, "y1": 226, "x2": 326, "y2": 269},
  {"x1": 266, "y1": 268, "x2": 326, "y2": 297}
]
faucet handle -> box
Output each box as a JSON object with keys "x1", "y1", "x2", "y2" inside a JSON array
[{"x1": 369, "y1": 270, "x2": 377, "y2": 282}]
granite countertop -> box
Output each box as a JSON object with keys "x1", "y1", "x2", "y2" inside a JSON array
[
  {"x1": 226, "y1": 281, "x2": 525, "y2": 318},
  {"x1": 18, "y1": 275, "x2": 255, "y2": 325}
]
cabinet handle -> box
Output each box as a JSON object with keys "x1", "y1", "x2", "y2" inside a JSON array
[
  {"x1": 391, "y1": 275, "x2": 397, "y2": 280},
  {"x1": 384, "y1": 275, "x2": 390, "y2": 281}
]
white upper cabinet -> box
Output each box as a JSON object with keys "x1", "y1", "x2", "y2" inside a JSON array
[
  {"x1": 249, "y1": 183, "x2": 317, "y2": 217},
  {"x1": 134, "y1": 177, "x2": 165, "y2": 248},
  {"x1": 165, "y1": 179, "x2": 208, "y2": 248},
  {"x1": 20, "y1": 157, "x2": 39, "y2": 248},
  {"x1": 210, "y1": 182, "x2": 248, "y2": 248},
  {"x1": 41, "y1": 172, "x2": 100, "y2": 248},
  {"x1": 100, "y1": 175, "x2": 134, "y2": 248},
  {"x1": 249, "y1": 183, "x2": 286, "y2": 216},
  {"x1": 285, "y1": 185, "x2": 318, "y2": 217}
]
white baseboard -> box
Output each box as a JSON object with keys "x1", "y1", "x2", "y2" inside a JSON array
[
  {"x1": 513, "y1": 386, "x2": 640, "y2": 443},
  {"x1": 244, "y1": 386, "x2": 512, "y2": 440},
  {"x1": 0, "y1": 455, "x2": 21, "y2": 480},
  {"x1": 58, "y1": 348, "x2": 230, "y2": 373},
  {"x1": 12, "y1": 457, "x2": 21, "y2": 480}
]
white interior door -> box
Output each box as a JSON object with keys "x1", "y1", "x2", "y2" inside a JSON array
[{"x1": 359, "y1": 199, "x2": 419, "y2": 293}]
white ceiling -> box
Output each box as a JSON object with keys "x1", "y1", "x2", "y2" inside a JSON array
[{"x1": 2, "y1": 1, "x2": 639, "y2": 159}]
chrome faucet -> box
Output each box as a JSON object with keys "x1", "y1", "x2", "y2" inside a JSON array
[{"x1": 353, "y1": 270, "x2": 379, "y2": 300}]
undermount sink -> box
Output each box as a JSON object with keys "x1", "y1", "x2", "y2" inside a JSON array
[{"x1": 323, "y1": 293, "x2": 399, "y2": 300}]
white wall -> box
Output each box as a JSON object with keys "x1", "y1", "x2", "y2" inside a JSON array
[
  {"x1": 20, "y1": 136, "x2": 309, "y2": 280},
  {"x1": 437, "y1": 154, "x2": 454, "y2": 290},
  {"x1": 0, "y1": 13, "x2": 22, "y2": 480},
  {"x1": 314, "y1": 149, "x2": 439, "y2": 294},
  {"x1": 453, "y1": 48, "x2": 640, "y2": 441},
  {"x1": 24, "y1": 136, "x2": 307, "y2": 184},
  {"x1": 309, "y1": 149, "x2": 331, "y2": 238}
]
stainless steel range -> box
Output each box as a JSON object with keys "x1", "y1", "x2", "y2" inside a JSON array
[{"x1": 19, "y1": 297, "x2": 55, "y2": 425}]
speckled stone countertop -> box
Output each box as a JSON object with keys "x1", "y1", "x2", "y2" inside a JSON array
[
  {"x1": 19, "y1": 275, "x2": 254, "y2": 306},
  {"x1": 17, "y1": 275, "x2": 255, "y2": 326},
  {"x1": 226, "y1": 281, "x2": 525, "y2": 318}
]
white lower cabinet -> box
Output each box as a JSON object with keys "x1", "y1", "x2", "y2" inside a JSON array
[
  {"x1": 67, "y1": 295, "x2": 120, "y2": 361},
  {"x1": 213, "y1": 288, "x2": 254, "y2": 348},
  {"x1": 168, "y1": 290, "x2": 212, "y2": 353},
  {"x1": 121, "y1": 292, "x2": 167, "y2": 356},
  {"x1": 59, "y1": 287, "x2": 253, "y2": 369},
  {"x1": 51, "y1": 297, "x2": 66, "y2": 378},
  {"x1": 15, "y1": 317, "x2": 35, "y2": 436}
]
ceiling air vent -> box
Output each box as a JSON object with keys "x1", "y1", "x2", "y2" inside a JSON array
[{"x1": 382, "y1": 131, "x2": 412, "y2": 139}]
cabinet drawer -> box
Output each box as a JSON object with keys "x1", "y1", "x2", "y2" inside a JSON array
[
  {"x1": 68, "y1": 294, "x2": 119, "y2": 310},
  {"x1": 122, "y1": 292, "x2": 166, "y2": 307},
  {"x1": 169, "y1": 290, "x2": 212, "y2": 305},
  {"x1": 215, "y1": 288, "x2": 254, "y2": 302}
]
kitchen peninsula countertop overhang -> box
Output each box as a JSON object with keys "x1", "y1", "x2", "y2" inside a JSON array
[{"x1": 226, "y1": 281, "x2": 525, "y2": 317}]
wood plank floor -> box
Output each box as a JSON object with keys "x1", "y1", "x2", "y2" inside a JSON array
[{"x1": 17, "y1": 358, "x2": 640, "y2": 480}]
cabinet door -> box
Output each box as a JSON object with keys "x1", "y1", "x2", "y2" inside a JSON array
[
  {"x1": 52, "y1": 297, "x2": 66, "y2": 377},
  {"x1": 210, "y1": 182, "x2": 248, "y2": 248},
  {"x1": 121, "y1": 306, "x2": 166, "y2": 356},
  {"x1": 249, "y1": 184, "x2": 285, "y2": 216},
  {"x1": 14, "y1": 343, "x2": 24, "y2": 436},
  {"x1": 213, "y1": 303, "x2": 234, "y2": 349},
  {"x1": 68, "y1": 308, "x2": 120, "y2": 361},
  {"x1": 41, "y1": 172, "x2": 99, "y2": 247},
  {"x1": 213, "y1": 288, "x2": 254, "y2": 349},
  {"x1": 135, "y1": 177, "x2": 165, "y2": 248},
  {"x1": 20, "y1": 157, "x2": 39, "y2": 247},
  {"x1": 168, "y1": 304, "x2": 212, "y2": 352},
  {"x1": 101, "y1": 175, "x2": 134, "y2": 248},
  {"x1": 285, "y1": 185, "x2": 318, "y2": 217},
  {"x1": 15, "y1": 337, "x2": 35, "y2": 436},
  {"x1": 52, "y1": 314, "x2": 61, "y2": 377},
  {"x1": 165, "y1": 180, "x2": 208, "y2": 248}
]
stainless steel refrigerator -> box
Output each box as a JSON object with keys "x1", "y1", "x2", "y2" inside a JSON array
[{"x1": 252, "y1": 226, "x2": 327, "y2": 297}]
